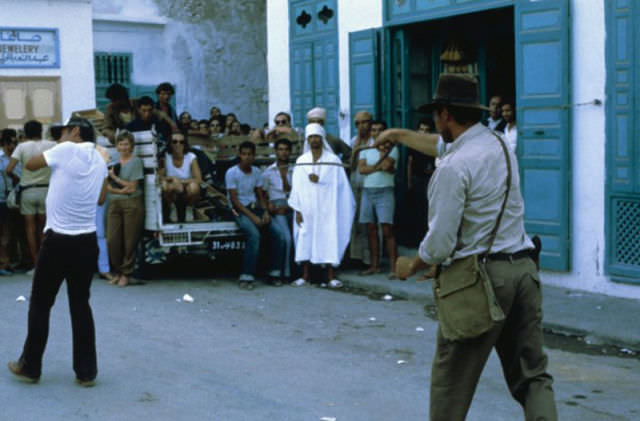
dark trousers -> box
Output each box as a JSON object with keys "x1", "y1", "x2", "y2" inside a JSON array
[
  {"x1": 19, "y1": 230, "x2": 98, "y2": 380},
  {"x1": 430, "y1": 257, "x2": 557, "y2": 421}
]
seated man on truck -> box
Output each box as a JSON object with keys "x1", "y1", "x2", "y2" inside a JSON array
[{"x1": 225, "y1": 141, "x2": 284, "y2": 289}]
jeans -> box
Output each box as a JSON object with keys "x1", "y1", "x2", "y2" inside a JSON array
[
  {"x1": 269, "y1": 199, "x2": 292, "y2": 278},
  {"x1": 19, "y1": 230, "x2": 98, "y2": 380},
  {"x1": 96, "y1": 202, "x2": 110, "y2": 274},
  {"x1": 235, "y1": 207, "x2": 287, "y2": 279}
]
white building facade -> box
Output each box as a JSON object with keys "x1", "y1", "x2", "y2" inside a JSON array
[
  {"x1": 267, "y1": 0, "x2": 640, "y2": 299},
  {"x1": 0, "y1": 0, "x2": 95, "y2": 129}
]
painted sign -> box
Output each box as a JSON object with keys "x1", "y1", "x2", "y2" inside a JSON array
[{"x1": 0, "y1": 27, "x2": 60, "y2": 68}]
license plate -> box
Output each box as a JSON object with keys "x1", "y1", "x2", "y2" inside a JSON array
[{"x1": 210, "y1": 239, "x2": 245, "y2": 251}]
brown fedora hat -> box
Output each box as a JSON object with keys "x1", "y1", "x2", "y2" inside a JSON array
[{"x1": 419, "y1": 74, "x2": 489, "y2": 112}]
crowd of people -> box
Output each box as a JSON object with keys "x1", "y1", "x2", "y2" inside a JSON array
[{"x1": 0, "y1": 80, "x2": 518, "y2": 290}]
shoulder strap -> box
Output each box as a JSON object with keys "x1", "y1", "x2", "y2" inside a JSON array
[{"x1": 481, "y1": 131, "x2": 512, "y2": 261}]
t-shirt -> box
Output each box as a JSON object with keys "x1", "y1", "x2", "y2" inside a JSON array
[
  {"x1": 166, "y1": 152, "x2": 197, "y2": 179},
  {"x1": 110, "y1": 156, "x2": 144, "y2": 200},
  {"x1": 11, "y1": 140, "x2": 57, "y2": 186},
  {"x1": 360, "y1": 147, "x2": 399, "y2": 188},
  {"x1": 43, "y1": 141, "x2": 108, "y2": 235},
  {"x1": 225, "y1": 164, "x2": 262, "y2": 206}
]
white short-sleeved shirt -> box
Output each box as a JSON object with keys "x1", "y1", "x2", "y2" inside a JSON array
[
  {"x1": 360, "y1": 147, "x2": 399, "y2": 188},
  {"x1": 225, "y1": 164, "x2": 263, "y2": 206},
  {"x1": 261, "y1": 162, "x2": 292, "y2": 201},
  {"x1": 43, "y1": 142, "x2": 108, "y2": 235}
]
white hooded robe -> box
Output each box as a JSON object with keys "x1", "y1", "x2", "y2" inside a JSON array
[{"x1": 288, "y1": 124, "x2": 355, "y2": 266}]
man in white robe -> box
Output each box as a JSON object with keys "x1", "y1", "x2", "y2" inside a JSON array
[{"x1": 288, "y1": 123, "x2": 355, "y2": 288}]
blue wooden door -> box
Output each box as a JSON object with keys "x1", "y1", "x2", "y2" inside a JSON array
[
  {"x1": 290, "y1": 42, "x2": 314, "y2": 129},
  {"x1": 313, "y1": 37, "x2": 340, "y2": 136},
  {"x1": 515, "y1": 0, "x2": 570, "y2": 271},
  {"x1": 349, "y1": 28, "x2": 380, "y2": 137}
]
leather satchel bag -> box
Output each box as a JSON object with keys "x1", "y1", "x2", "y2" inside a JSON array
[{"x1": 433, "y1": 132, "x2": 512, "y2": 341}]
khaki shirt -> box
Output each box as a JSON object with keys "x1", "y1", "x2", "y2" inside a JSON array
[
  {"x1": 419, "y1": 123, "x2": 533, "y2": 265},
  {"x1": 11, "y1": 140, "x2": 57, "y2": 186}
]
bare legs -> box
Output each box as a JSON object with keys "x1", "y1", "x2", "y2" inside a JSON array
[
  {"x1": 362, "y1": 223, "x2": 397, "y2": 277},
  {"x1": 162, "y1": 179, "x2": 200, "y2": 221}
]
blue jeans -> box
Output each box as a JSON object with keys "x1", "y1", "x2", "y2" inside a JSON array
[
  {"x1": 269, "y1": 199, "x2": 292, "y2": 278},
  {"x1": 96, "y1": 202, "x2": 110, "y2": 274},
  {"x1": 235, "y1": 207, "x2": 285, "y2": 280}
]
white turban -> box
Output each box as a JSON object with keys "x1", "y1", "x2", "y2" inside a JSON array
[
  {"x1": 306, "y1": 107, "x2": 327, "y2": 122},
  {"x1": 304, "y1": 123, "x2": 332, "y2": 154}
]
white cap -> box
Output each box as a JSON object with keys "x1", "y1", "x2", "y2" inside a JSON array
[{"x1": 306, "y1": 107, "x2": 327, "y2": 122}]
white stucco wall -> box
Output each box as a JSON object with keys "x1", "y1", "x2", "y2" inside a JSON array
[
  {"x1": 541, "y1": 0, "x2": 640, "y2": 300},
  {"x1": 337, "y1": 0, "x2": 383, "y2": 142},
  {"x1": 266, "y1": 0, "x2": 291, "y2": 125},
  {"x1": 0, "y1": 0, "x2": 95, "y2": 120}
]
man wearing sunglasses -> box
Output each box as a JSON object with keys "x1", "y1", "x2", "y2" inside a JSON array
[{"x1": 266, "y1": 112, "x2": 298, "y2": 142}]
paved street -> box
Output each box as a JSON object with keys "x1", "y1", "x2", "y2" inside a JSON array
[{"x1": 1, "y1": 272, "x2": 638, "y2": 421}]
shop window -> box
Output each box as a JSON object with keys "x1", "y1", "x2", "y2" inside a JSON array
[{"x1": 3, "y1": 88, "x2": 26, "y2": 120}]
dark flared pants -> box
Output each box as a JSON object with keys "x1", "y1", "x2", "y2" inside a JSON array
[
  {"x1": 430, "y1": 257, "x2": 558, "y2": 421},
  {"x1": 19, "y1": 229, "x2": 98, "y2": 380}
]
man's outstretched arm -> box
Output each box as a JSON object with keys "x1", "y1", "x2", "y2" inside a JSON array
[{"x1": 373, "y1": 129, "x2": 441, "y2": 157}]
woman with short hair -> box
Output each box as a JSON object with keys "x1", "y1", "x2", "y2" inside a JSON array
[{"x1": 106, "y1": 130, "x2": 145, "y2": 287}]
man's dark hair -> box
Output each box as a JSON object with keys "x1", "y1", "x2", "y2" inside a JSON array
[
  {"x1": 239, "y1": 141, "x2": 256, "y2": 154},
  {"x1": 1, "y1": 128, "x2": 17, "y2": 145},
  {"x1": 240, "y1": 123, "x2": 251, "y2": 135},
  {"x1": 435, "y1": 104, "x2": 483, "y2": 126},
  {"x1": 274, "y1": 138, "x2": 292, "y2": 150},
  {"x1": 155, "y1": 82, "x2": 175, "y2": 95},
  {"x1": 24, "y1": 120, "x2": 43, "y2": 139},
  {"x1": 275, "y1": 111, "x2": 291, "y2": 123},
  {"x1": 138, "y1": 96, "x2": 155, "y2": 108},
  {"x1": 105, "y1": 83, "x2": 129, "y2": 102},
  {"x1": 372, "y1": 119, "x2": 388, "y2": 130}
]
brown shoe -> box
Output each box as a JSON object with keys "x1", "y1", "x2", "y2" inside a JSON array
[
  {"x1": 75, "y1": 377, "x2": 96, "y2": 387},
  {"x1": 7, "y1": 361, "x2": 39, "y2": 384}
]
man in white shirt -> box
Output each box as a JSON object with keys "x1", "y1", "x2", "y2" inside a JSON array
[
  {"x1": 261, "y1": 138, "x2": 294, "y2": 285},
  {"x1": 375, "y1": 74, "x2": 557, "y2": 420},
  {"x1": 8, "y1": 117, "x2": 108, "y2": 387},
  {"x1": 349, "y1": 110, "x2": 374, "y2": 266},
  {"x1": 5, "y1": 120, "x2": 57, "y2": 274},
  {"x1": 358, "y1": 120, "x2": 399, "y2": 279},
  {"x1": 482, "y1": 95, "x2": 506, "y2": 132},
  {"x1": 501, "y1": 101, "x2": 518, "y2": 153}
]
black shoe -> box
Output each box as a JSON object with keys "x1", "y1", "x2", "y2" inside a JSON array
[
  {"x1": 75, "y1": 377, "x2": 96, "y2": 387},
  {"x1": 7, "y1": 361, "x2": 39, "y2": 384}
]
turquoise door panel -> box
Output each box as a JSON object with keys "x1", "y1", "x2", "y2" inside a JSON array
[
  {"x1": 349, "y1": 28, "x2": 380, "y2": 137},
  {"x1": 605, "y1": 1, "x2": 640, "y2": 282},
  {"x1": 515, "y1": 0, "x2": 570, "y2": 271},
  {"x1": 291, "y1": 42, "x2": 314, "y2": 129}
]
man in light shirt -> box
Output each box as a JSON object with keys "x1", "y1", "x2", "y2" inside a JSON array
[
  {"x1": 261, "y1": 138, "x2": 294, "y2": 285},
  {"x1": 375, "y1": 74, "x2": 557, "y2": 421},
  {"x1": 501, "y1": 100, "x2": 518, "y2": 153},
  {"x1": 8, "y1": 117, "x2": 108, "y2": 387}
]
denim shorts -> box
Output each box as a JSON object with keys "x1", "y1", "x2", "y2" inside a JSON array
[{"x1": 359, "y1": 187, "x2": 395, "y2": 224}]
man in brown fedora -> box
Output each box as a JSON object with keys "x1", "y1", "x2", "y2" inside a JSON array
[{"x1": 374, "y1": 74, "x2": 557, "y2": 420}]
